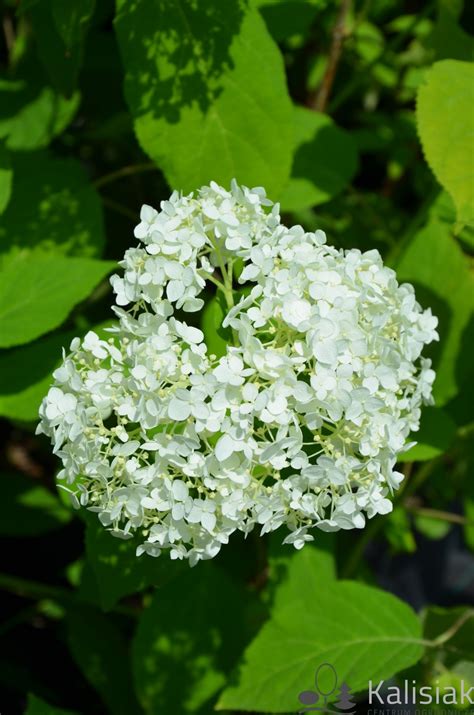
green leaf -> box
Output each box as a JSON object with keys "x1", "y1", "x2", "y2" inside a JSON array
[
  {"x1": 267, "y1": 533, "x2": 336, "y2": 602},
  {"x1": 414, "y1": 514, "x2": 451, "y2": 541},
  {"x1": 201, "y1": 294, "x2": 231, "y2": 360},
  {"x1": 423, "y1": 606, "x2": 474, "y2": 667},
  {"x1": 0, "y1": 142, "x2": 12, "y2": 214},
  {"x1": 0, "y1": 250, "x2": 114, "y2": 348},
  {"x1": 133, "y1": 562, "x2": 257, "y2": 714},
  {"x1": 51, "y1": 0, "x2": 95, "y2": 49},
  {"x1": 66, "y1": 604, "x2": 141, "y2": 715},
  {"x1": 397, "y1": 407, "x2": 457, "y2": 462},
  {"x1": 0, "y1": 78, "x2": 79, "y2": 151},
  {"x1": 85, "y1": 513, "x2": 185, "y2": 610},
  {"x1": 280, "y1": 107, "x2": 358, "y2": 211},
  {"x1": 0, "y1": 152, "x2": 105, "y2": 257},
  {"x1": 395, "y1": 218, "x2": 474, "y2": 406},
  {"x1": 0, "y1": 330, "x2": 76, "y2": 421},
  {"x1": 417, "y1": 60, "x2": 474, "y2": 227},
  {"x1": 25, "y1": 694, "x2": 76, "y2": 715},
  {"x1": 218, "y1": 579, "x2": 424, "y2": 712},
  {"x1": 115, "y1": 0, "x2": 293, "y2": 198},
  {"x1": 0, "y1": 472, "x2": 71, "y2": 536}
]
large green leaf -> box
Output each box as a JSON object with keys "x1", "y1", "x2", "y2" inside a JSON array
[
  {"x1": 396, "y1": 218, "x2": 474, "y2": 406},
  {"x1": 0, "y1": 152, "x2": 105, "y2": 257},
  {"x1": 417, "y1": 60, "x2": 474, "y2": 227},
  {"x1": 66, "y1": 604, "x2": 141, "y2": 715},
  {"x1": 218, "y1": 580, "x2": 424, "y2": 712},
  {"x1": 115, "y1": 0, "x2": 293, "y2": 198},
  {"x1": 133, "y1": 562, "x2": 258, "y2": 714},
  {"x1": 0, "y1": 142, "x2": 12, "y2": 214},
  {"x1": 84, "y1": 514, "x2": 184, "y2": 610},
  {"x1": 0, "y1": 250, "x2": 114, "y2": 347},
  {"x1": 0, "y1": 76, "x2": 79, "y2": 151},
  {"x1": 280, "y1": 107, "x2": 358, "y2": 211},
  {"x1": 0, "y1": 330, "x2": 76, "y2": 421},
  {"x1": 0, "y1": 472, "x2": 71, "y2": 536}
]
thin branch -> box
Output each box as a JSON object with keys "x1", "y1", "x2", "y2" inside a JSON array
[
  {"x1": 94, "y1": 162, "x2": 156, "y2": 189},
  {"x1": 309, "y1": 0, "x2": 351, "y2": 112},
  {"x1": 406, "y1": 505, "x2": 474, "y2": 527}
]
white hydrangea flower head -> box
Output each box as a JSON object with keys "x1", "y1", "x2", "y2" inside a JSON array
[{"x1": 38, "y1": 181, "x2": 438, "y2": 565}]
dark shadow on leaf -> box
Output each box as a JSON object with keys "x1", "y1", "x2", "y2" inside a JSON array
[{"x1": 115, "y1": 0, "x2": 249, "y2": 124}]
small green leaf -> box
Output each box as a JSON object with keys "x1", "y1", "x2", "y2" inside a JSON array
[
  {"x1": 0, "y1": 152, "x2": 105, "y2": 257},
  {"x1": 133, "y1": 562, "x2": 257, "y2": 714},
  {"x1": 66, "y1": 604, "x2": 141, "y2": 715},
  {"x1": 280, "y1": 107, "x2": 358, "y2": 211},
  {"x1": 0, "y1": 472, "x2": 71, "y2": 536},
  {"x1": 0, "y1": 79, "x2": 79, "y2": 151},
  {"x1": 201, "y1": 294, "x2": 230, "y2": 359},
  {"x1": 398, "y1": 407, "x2": 457, "y2": 462},
  {"x1": 0, "y1": 250, "x2": 114, "y2": 348},
  {"x1": 414, "y1": 514, "x2": 451, "y2": 541},
  {"x1": 417, "y1": 60, "x2": 474, "y2": 227},
  {"x1": 25, "y1": 694, "x2": 76, "y2": 715},
  {"x1": 85, "y1": 513, "x2": 184, "y2": 610},
  {"x1": 218, "y1": 579, "x2": 424, "y2": 712},
  {"x1": 115, "y1": 0, "x2": 293, "y2": 198},
  {"x1": 0, "y1": 142, "x2": 12, "y2": 214}
]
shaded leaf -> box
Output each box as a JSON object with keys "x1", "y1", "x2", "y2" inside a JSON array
[
  {"x1": 66, "y1": 604, "x2": 141, "y2": 715},
  {"x1": 0, "y1": 77, "x2": 79, "y2": 151},
  {"x1": 0, "y1": 330, "x2": 76, "y2": 421},
  {"x1": 280, "y1": 107, "x2": 358, "y2": 211},
  {"x1": 133, "y1": 562, "x2": 258, "y2": 714},
  {"x1": 85, "y1": 513, "x2": 184, "y2": 610},
  {"x1": 0, "y1": 472, "x2": 71, "y2": 536},
  {"x1": 0, "y1": 250, "x2": 114, "y2": 347},
  {"x1": 25, "y1": 694, "x2": 76, "y2": 715},
  {"x1": 115, "y1": 0, "x2": 293, "y2": 198},
  {"x1": 397, "y1": 407, "x2": 457, "y2": 462},
  {"x1": 52, "y1": 0, "x2": 95, "y2": 49},
  {"x1": 417, "y1": 60, "x2": 474, "y2": 227},
  {"x1": 218, "y1": 579, "x2": 424, "y2": 712},
  {"x1": 423, "y1": 606, "x2": 474, "y2": 667},
  {"x1": 0, "y1": 152, "x2": 105, "y2": 257}
]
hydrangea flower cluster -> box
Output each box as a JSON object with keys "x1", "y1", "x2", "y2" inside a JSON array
[{"x1": 38, "y1": 181, "x2": 438, "y2": 565}]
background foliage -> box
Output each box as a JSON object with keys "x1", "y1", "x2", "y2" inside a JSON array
[{"x1": 0, "y1": 0, "x2": 473, "y2": 713}]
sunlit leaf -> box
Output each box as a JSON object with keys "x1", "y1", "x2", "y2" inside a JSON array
[
  {"x1": 115, "y1": 0, "x2": 293, "y2": 198},
  {"x1": 0, "y1": 250, "x2": 114, "y2": 347},
  {"x1": 417, "y1": 60, "x2": 474, "y2": 227},
  {"x1": 0, "y1": 472, "x2": 71, "y2": 536}
]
